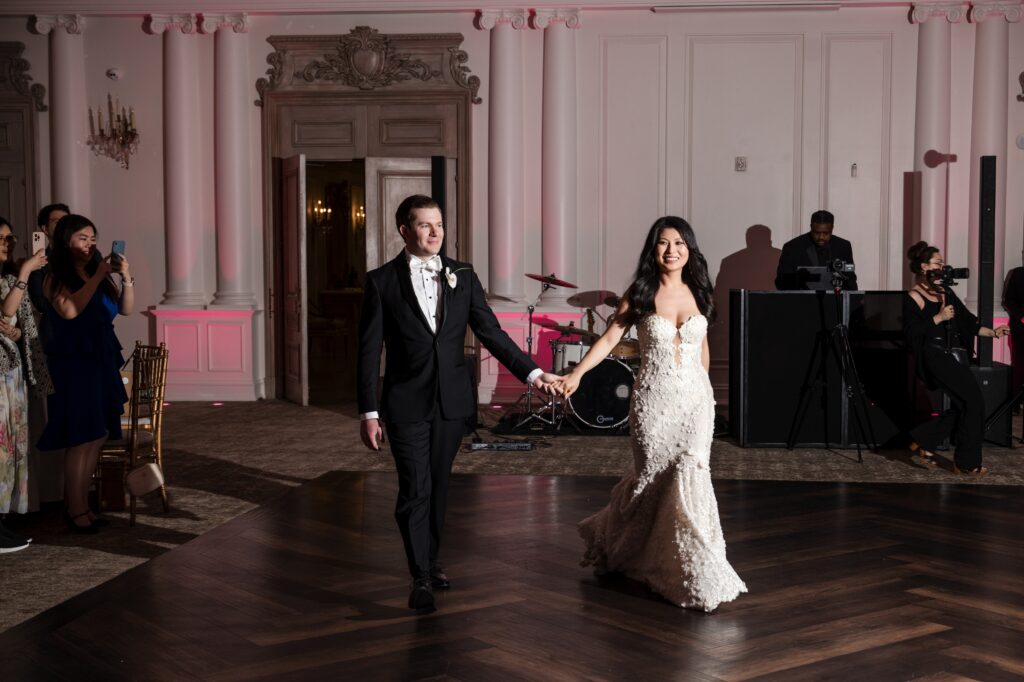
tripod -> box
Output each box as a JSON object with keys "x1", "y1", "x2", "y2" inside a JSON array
[{"x1": 786, "y1": 280, "x2": 878, "y2": 460}]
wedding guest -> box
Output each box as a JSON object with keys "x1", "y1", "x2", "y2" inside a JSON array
[
  {"x1": 38, "y1": 215, "x2": 132, "y2": 533},
  {"x1": 0, "y1": 218, "x2": 49, "y2": 551}
]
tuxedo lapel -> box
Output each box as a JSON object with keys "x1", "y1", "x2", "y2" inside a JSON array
[
  {"x1": 393, "y1": 253, "x2": 435, "y2": 336},
  {"x1": 438, "y1": 257, "x2": 455, "y2": 335}
]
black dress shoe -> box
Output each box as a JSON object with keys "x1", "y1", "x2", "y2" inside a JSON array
[
  {"x1": 429, "y1": 566, "x2": 451, "y2": 590},
  {"x1": 64, "y1": 509, "x2": 99, "y2": 535},
  {"x1": 408, "y1": 577, "x2": 435, "y2": 614}
]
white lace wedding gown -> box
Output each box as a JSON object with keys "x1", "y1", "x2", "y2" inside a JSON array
[{"x1": 579, "y1": 314, "x2": 747, "y2": 611}]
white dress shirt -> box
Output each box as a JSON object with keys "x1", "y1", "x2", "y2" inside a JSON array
[{"x1": 360, "y1": 249, "x2": 542, "y2": 421}]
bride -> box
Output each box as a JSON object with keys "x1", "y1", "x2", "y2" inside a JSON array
[{"x1": 552, "y1": 216, "x2": 746, "y2": 612}]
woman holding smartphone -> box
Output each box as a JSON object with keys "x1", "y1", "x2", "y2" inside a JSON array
[{"x1": 38, "y1": 214, "x2": 133, "y2": 533}]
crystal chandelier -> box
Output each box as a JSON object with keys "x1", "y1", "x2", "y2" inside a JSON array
[{"x1": 88, "y1": 94, "x2": 140, "y2": 169}]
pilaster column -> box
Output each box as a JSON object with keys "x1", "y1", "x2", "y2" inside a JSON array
[
  {"x1": 149, "y1": 14, "x2": 206, "y2": 307},
  {"x1": 911, "y1": 3, "x2": 965, "y2": 255},
  {"x1": 477, "y1": 9, "x2": 528, "y2": 302},
  {"x1": 202, "y1": 13, "x2": 256, "y2": 308},
  {"x1": 966, "y1": 2, "x2": 1021, "y2": 308},
  {"x1": 32, "y1": 15, "x2": 90, "y2": 215},
  {"x1": 534, "y1": 9, "x2": 580, "y2": 307}
]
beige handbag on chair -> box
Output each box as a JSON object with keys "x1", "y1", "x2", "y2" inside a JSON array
[{"x1": 125, "y1": 462, "x2": 165, "y2": 497}]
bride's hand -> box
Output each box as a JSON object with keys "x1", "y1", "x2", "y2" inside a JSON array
[{"x1": 552, "y1": 372, "x2": 581, "y2": 397}]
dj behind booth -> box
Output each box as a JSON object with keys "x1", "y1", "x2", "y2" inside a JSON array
[{"x1": 730, "y1": 248, "x2": 1013, "y2": 452}]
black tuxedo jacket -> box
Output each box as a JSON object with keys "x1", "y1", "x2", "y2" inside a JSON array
[
  {"x1": 357, "y1": 252, "x2": 537, "y2": 423},
  {"x1": 774, "y1": 232, "x2": 858, "y2": 291}
]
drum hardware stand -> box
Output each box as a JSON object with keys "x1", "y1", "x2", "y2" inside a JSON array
[
  {"x1": 513, "y1": 281, "x2": 562, "y2": 429},
  {"x1": 786, "y1": 279, "x2": 877, "y2": 460}
]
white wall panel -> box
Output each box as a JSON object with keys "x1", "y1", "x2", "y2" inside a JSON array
[
  {"x1": 599, "y1": 35, "x2": 667, "y2": 294},
  {"x1": 687, "y1": 34, "x2": 803, "y2": 283},
  {"x1": 822, "y1": 33, "x2": 891, "y2": 290}
]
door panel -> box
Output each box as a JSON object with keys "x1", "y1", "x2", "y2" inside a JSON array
[
  {"x1": 282, "y1": 154, "x2": 308, "y2": 406},
  {"x1": 364, "y1": 157, "x2": 432, "y2": 271}
]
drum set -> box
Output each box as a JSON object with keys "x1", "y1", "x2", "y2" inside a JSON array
[{"x1": 508, "y1": 273, "x2": 640, "y2": 431}]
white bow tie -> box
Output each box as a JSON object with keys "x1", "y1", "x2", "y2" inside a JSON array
[{"x1": 410, "y1": 255, "x2": 442, "y2": 273}]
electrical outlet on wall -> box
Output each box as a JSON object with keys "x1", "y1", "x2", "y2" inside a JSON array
[{"x1": 735, "y1": 156, "x2": 747, "y2": 172}]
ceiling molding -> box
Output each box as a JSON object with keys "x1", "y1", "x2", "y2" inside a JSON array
[{"x1": 4, "y1": 0, "x2": 915, "y2": 18}]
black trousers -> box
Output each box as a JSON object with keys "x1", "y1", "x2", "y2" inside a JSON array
[
  {"x1": 384, "y1": 406, "x2": 464, "y2": 579},
  {"x1": 911, "y1": 345, "x2": 985, "y2": 470}
]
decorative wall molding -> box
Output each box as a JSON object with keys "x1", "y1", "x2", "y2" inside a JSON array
[
  {"x1": 599, "y1": 35, "x2": 667, "y2": 292},
  {"x1": 968, "y1": 1, "x2": 1023, "y2": 22},
  {"x1": 31, "y1": 14, "x2": 84, "y2": 35},
  {"x1": 255, "y1": 29, "x2": 481, "y2": 106},
  {"x1": 531, "y1": 8, "x2": 582, "y2": 29},
  {"x1": 146, "y1": 14, "x2": 197, "y2": 35},
  {"x1": 910, "y1": 2, "x2": 968, "y2": 23},
  {"x1": 299, "y1": 26, "x2": 439, "y2": 90},
  {"x1": 820, "y1": 33, "x2": 893, "y2": 289},
  {"x1": 199, "y1": 13, "x2": 248, "y2": 34},
  {"x1": 475, "y1": 9, "x2": 529, "y2": 30},
  {"x1": 0, "y1": 0, "x2": 954, "y2": 16},
  {"x1": 0, "y1": 42, "x2": 47, "y2": 112},
  {"x1": 685, "y1": 34, "x2": 804, "y2": 240}
]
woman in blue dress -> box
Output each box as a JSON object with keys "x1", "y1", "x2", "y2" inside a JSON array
[{"x1": 39, "y1": 214, "x2": 134, "y2": 533}]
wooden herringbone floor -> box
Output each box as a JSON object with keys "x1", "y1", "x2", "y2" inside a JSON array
[{"x1": 2, "y1": 472, "x2": 1022, "y2": 681}]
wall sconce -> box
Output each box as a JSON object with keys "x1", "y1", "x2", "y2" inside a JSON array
[
  {"x1": 355, "y1": 204, "x2": 366, "y2": 231},
  {"x1": 88, "y1": 93, "x2": 139, "y2": 169},
  {"x1": 310, "y1": 199, "x2": 332, "y2": 235}
]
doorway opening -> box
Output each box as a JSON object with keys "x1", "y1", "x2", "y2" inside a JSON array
[{"x1": 305, "y1": 160, "x2": 366, "y2": 405}]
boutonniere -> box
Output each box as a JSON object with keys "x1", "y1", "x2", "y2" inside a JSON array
[{"x1": 444, "y1": 266, "x2": 470, "y2": 289}]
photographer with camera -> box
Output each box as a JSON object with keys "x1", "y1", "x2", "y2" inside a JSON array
[
  {"x1": 903, "y1": 241, "x2": 1008, "y2": 476},
  {"x1": 775, "y1": 210, "x2": 859, "y2": 291}
]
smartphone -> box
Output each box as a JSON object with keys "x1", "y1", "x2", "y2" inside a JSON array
[
  {"x1": 111, "y1": 240, "x2": 126, "y2": 270},
  {"x1": 32, "y1": 231, "x2": 46, "y2": 254}
]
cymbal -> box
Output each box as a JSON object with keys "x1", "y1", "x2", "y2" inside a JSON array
[
  {"x1": 566, "y1": 289, "x2": 619, "y2": 309},
  {"x1": 525, "y1": 272, "x2": 578, "y2": 289},
  {"x1": 604, "y1": 295, "x2": 621, "y2": 308},
  {"x1": 535, "y1": 319, "x2": 599, "y2": 339}
]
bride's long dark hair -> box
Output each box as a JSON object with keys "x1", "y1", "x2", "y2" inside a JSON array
[{"x1": 620, "y1": 216, "x2": 716, "y2": 327}]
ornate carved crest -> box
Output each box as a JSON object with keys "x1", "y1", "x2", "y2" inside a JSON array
[
  {"x1": 448, "y1": 47, "x2": 481, "y2": 104},
  {"x1": 254, "y1": 50, "x2": 284, "y2": 107},
  {"x1": 298, "y1": 26, "x2": 440, "y2": 89},
  {"x1": 0, "y1": 43, "x2": 47, "y2": 112}
]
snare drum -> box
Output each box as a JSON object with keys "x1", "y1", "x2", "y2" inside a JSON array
[
  {"x1": 552, "y1": 340, "x2": 590, "y2": 373},
  {"x1": 568, "y1": 357, "x2": 635, "y2": 429}
]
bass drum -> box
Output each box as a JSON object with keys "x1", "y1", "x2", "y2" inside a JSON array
[{"x1": 568, "y1": 357, "x2": 635, "y2": 429}]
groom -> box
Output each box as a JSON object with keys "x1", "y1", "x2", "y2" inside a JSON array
[{"x1": 357, "y1": 194, "x2": 557, "y2": 613}]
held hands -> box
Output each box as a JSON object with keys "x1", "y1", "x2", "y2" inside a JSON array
[
  {"x1": 549, "y1": 372, "x2": 581, "y2": 397},
  {"x1": 360, "y1": 418, "x2": 385, "y2": 451},
  {"x1": 532, "y1": 372, "x2": 563, "y2": 396}
]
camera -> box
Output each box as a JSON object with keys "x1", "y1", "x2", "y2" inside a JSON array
[
  {"x1": 927, "y1": 265, "x2": 969, "y2": 290},
  {"x1": 827, "y1": 259, "x2": 855, "y2": 275}
]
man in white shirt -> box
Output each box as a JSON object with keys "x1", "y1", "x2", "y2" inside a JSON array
[{"x1": 357, "y1": 194, "x2": 557, "y2": 614}]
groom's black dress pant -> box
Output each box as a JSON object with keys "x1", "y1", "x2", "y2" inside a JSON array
[{"x1": 385, "y1": 405, "x2": 465, "y2": 579}]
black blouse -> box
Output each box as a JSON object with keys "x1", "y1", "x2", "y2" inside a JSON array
[{"x1": 902, "y1": 287, "x2": 980, "y2": 358}]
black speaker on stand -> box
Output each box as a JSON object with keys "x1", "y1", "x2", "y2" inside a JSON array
[{"x1": 976, "y1": 155, "x2": 1012, "y2": 446}]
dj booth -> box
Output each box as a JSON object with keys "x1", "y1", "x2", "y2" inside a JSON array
[{"x1": 728, "y1": 290, "x2": 1012, "y2": 448}]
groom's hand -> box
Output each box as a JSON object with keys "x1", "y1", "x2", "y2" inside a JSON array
[
  {"x1": 361, "y1": 418, "x2": 385, "y2": 451},
  {"x1": 533, "y1": 372, "x2": 562, "y2": 396}
]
